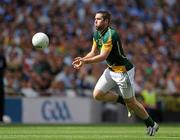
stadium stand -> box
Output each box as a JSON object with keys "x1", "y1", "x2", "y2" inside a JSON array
[{"x1": 0, "y1": 0, "x2": 179, "y2": 98}]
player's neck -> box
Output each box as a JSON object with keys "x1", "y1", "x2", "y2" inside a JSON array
[{"x1": 99, "y1": 26, "x2": 109, "y2": 35}]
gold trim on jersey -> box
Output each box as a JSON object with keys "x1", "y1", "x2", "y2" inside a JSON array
[
  {"x1": 92, "y1": 38, "x2": 97, "y2": 48},
  {"x1": 107, "y1": 64, "x2": 127, "y2": 72},
  {"x1": 101, "y1": 29, "x2": 112, "y2": 51}
]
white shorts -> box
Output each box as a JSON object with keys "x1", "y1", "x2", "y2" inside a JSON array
[{"x1": 94, "y1": 67, "x2": 135, "y2": 99}]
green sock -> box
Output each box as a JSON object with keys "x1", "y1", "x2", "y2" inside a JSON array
[
  {"x1": 144, "y1": 116, "x2": 155, "y2": 127},
  {"x1": 117, "y1": 95, "x2": 125, "y2": 105}
]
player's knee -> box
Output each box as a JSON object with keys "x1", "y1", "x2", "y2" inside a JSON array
[
  {"x1": 126, "y1": 101, "x2": 136, "y2": 109},
  {"x1": 93, "y1": 90, "x2": 104, "y2": 101},
  {"x1": 124, "y1": 97, "x2": 137, "y2": 109},
  {"x1": 93, "y1": 93, "x2": 103, "y2": 101}
]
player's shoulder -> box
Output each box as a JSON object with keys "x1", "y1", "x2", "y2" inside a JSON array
[
  {"x1": 109, "y1": 27, "x2": 121, "y2": 40},
  {"x1": 93, "y1": 27, "x2": 119, "y2": 39},
  {"x1": 102, "y1": 27, "x2": 116, "y2": 37},
  {"x1": 109, "y1": 27, "x2": 118, "y2": 36}
]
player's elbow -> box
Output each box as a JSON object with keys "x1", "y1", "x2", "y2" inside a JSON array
[{"x1": 99, "y1": 54, "x2": 108, "y2": 61}]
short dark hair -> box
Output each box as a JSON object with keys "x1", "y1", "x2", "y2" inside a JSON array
[{"x1": 96, "y1": 10, "x2": 111, "y2": 24}]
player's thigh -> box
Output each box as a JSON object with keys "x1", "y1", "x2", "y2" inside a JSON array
[
  {"x1": 111, "y1": 68, "x2": 135, "y2": 99},
  {"x1": 94, "y1": 68, "x2": 116, "y2": 96}
]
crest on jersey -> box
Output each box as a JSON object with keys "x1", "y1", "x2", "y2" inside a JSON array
[{"x1": 97, "y1": 39, "x2": 103, "y2": 46}]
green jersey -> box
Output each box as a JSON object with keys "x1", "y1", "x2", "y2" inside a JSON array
[{"x1": 93, "y1": 27, "x2": 133, "y2": 72}]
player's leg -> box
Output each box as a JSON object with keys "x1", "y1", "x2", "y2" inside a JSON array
[
  {"x1": 124, "y1": 97, "x2": 159, "y2": 136},
  {"x1": 93, "y1": 68, "x2": 133, "y2": 117},
  {"x1": 93, "y1": 68, "x2": 125, "y2": 104},
  {"x1": 113, "y1": 67, "x2": 159, "y2": 136},
  {"x1": 125, "y1": 97, "x2": 149, "y2": 119},
  {"x1": 93, "y1": 90, "x2": 125, "y2": 103},
  {"x1": 112, "y1": 85, "x2": 133, "y2": 117},
  {"x1": 93, "y1": 89, "x2": 134, "y2": 117}
]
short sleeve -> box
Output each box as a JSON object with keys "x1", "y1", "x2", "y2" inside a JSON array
[
  {"x1": 102, "y1": 35, "x2": 112, "y2": 51},
  {"x1": 92, "y1": 38, "x2": 97, "y2": 48}
]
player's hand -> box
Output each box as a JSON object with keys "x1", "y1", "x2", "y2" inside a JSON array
[
  {"x1": 72, "y1": 57, "x2": 82, "y2": 66},
  {"x1": 74, "y1": 57, "x2": 82, "y2": 61},
  {"x1": 72, "y1": 57, "x2": 84, "y2": 70}
]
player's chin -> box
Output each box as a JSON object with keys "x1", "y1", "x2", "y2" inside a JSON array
[{"x1": 95, "y1": 26, "x2": 100, "y2": 30}]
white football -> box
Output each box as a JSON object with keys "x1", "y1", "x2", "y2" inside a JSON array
[{"x1": 32, "y1": 32, "x2": 49, "y2": 49}]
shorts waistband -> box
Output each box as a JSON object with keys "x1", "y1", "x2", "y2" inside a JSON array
[{"x1": 108, "y1": 65, "x2": 127, "y2": 72}]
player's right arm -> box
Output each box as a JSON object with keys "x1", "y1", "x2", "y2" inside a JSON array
[
  {"x1": 74, "y1": 38, "x2": 97, "y2": 60},
  {"x1": 83, "y1": 39, "x2": 97, "y2": 59},
  {"x1": 72, "y1": 38, "x2": 97, "y2": 69}
]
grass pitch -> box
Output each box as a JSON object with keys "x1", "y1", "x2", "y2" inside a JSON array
[{"x1": 0, "y1": 124, "x2": 180, "y2": 140}]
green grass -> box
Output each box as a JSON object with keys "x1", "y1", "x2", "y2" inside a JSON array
[{"x1": 0, "y1": 124, "x2": 180, "y2": 140}]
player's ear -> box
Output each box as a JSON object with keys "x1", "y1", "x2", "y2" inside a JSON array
[{"x1": 104, "y1": 19, "x2": 109, "y2": 25}]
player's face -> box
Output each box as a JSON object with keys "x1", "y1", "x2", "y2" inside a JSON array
[{"x1": 94, "y1": 13, "x2": 107, "y2": 31}]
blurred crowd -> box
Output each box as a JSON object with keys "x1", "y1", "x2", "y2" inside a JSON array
[{"x1": 0, "y1": 0, "x2": 179, "y2": 98}]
